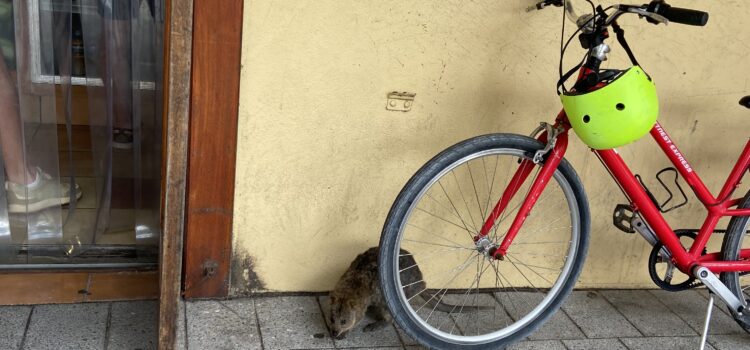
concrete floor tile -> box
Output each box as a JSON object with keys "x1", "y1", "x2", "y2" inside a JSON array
[
  {"x1": 563, "y1": 338, "x2": 627, "y2": 350},
  {"x1": 602, "y1": 290, "x2": 696, "y2": 336},
  {"x1": 649, "y1": 289, "x2": 745, "y2": 335},
  {"x1": 186, "y1": 299, "x2": 262, "y2": 350},
  {"x1": 395, "y1": 296, "x2": 461, "y2": 346},
  {"x1": 708, "y1": 334, "x2": 750, "y2": 350},
  {"x1": 508, "y1": 339, "x2": 566, "y2": 350},
  {"x1": 23, "y1": 303, "x2": 108, "y2": 350},
  {"x1": 176, "y1": 300, "x2": 187, "y2": 350},
  {"x1": 397, "y1": 325, "x2": 421, "y2": 346},
  {"x1": 107, "y1": 301, "x2": 158, "y2": 350},
  {"x1": 496, "y1": 291, "x2": 584, "y2": 340},
  {"x1": 695, "y1": 288, "x2": 749, "y2": 328},
  {"x1": 528, "y1": 311, "x2": 586, "y2": 341},
  {"x1": 318, "y1": 296, "x2": 402, "y2": 348},
  {"x1": 620, "y1": 336, "x2": 715, "y2": 350},
  {"x1": 255, "y1": 296, "x2": 334, "y2": 349},
  {"x1": 221, "y1": 298, "x2": 259, "y2": 319},
  {"x1": 0, "y1": 306, "x2": 31, "y2": 350},
  {"x1": 561, "y1": 290, "x2": 641, "y2": 338},
  {"x1": 397, "y1": 293, "x2": 521, "y2": 346},
  {"x1": 442, "y1": 293, "x2": 514, "y2": 337},
  {"x1": 4, "y1": 289, "x2": 746, "y2": 350}
]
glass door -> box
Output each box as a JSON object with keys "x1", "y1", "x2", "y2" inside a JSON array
[{"x1": 0, "y1": 0, "x2": 163, "y2": 268}]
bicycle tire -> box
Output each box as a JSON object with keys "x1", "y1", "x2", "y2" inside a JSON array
[
  {"x1": 720, "y1": 188, "x2": 750, "y2": 332},
  {"x1": 378, "y1": 133, "x2": 590, "y2": 349}
]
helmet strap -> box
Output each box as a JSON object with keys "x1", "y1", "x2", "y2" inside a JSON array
[
  {"x1": 611, "y1": 21, "x2": 640, "y2": 66},
  {"x1": 557, "y1": 60, "x2": 584, "y2": 94}
]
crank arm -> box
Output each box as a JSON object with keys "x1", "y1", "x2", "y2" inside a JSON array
[{"x1": 694, "y1": 266, "x2": 745, "y2": 314}]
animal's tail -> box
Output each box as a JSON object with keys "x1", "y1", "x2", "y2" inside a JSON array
[{"x1": 414, "y1": 291, "x2": 494, "y2": 313}]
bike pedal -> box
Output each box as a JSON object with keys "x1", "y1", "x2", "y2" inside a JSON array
[{"x1": 613, "y1": 204, "x2": 636, "y2": 233}]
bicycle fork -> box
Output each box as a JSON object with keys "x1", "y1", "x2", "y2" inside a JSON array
[{"x1": 474, "y1": 124, "x2": 570, "y2": 260}]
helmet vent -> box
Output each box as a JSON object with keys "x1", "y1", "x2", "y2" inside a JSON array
[
  {"x1": 616, "y1": 103, "x2": 625, "y2": 111},
  {"x1": 583, "y1": 115, "x2": 591, "y2": 123}
]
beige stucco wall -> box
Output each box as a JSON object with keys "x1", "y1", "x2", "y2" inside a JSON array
[{"x1": 232, "y1": 0, "x2": 750, "y2": 293}]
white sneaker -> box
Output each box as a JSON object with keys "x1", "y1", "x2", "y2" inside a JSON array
[{"x1": 5, "y1": 168, "x2": 82, "y2": 213}]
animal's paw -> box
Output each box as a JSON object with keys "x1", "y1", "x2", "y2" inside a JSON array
[{"x1": 363, "y1": 322, "x2": 386, "y2": 332}]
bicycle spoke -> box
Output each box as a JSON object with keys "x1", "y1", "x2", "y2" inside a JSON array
[
  {"x1": 495, "y1": 263, "x2": 535, "y2": 318},
  {"x1": 450, "y1": 257, "x2": 492, "y2": 335},
  {"x1": 437, "y1": 180, "x2": 478, "y2": 237},
  {"x1": 482, "y1": 155, "x2": 500, "y2": 222},
  {"x1": 466, "y1": 161, "x2": 487, "y2": 223},
  {"x1": 489, "y1": 262, "x2": 514, "y2": 328},
  {"x1": 511, "y1": 241, "x2": 568, "y2": 245},
  {"x1": 408, "y1": 252, "x2": 477, "y2": 304},
  {"x1": 469, "y1": 257, "x2": 490, "y2": 335},
  {"x1": 426, "y1": 255, "x2": 487, "y2": 328},
  {"x1": 506, "y1": 256, "x2": 542, "y2": 294},
  {"x1": 401, "y1": 238, "x2": 473, "y2": 251},
  {"x1": 506, "y1": 254, "x2": 556, "y2": 286},
  {"x1": 510, "y1": 252, "x2": 570, "y2": 258},
  {"x1": 416, "y1": 257, "x2": 478, "y2": 315},
  {"x1": 425, "y1": 192, "x2": 479, "y2": 233},
  {"x1": 450, "y1": 170, "x2": 481, "y2": 235},
  {"x1": 496, "y1": 208, "x2": 572, "y2": 249},
  {"x1": 415, "y1": 206, "x2": 473, "y2": 236},
  {"x1": 506, "y1": 254, "x2": 561, "y2": 272},
  {"x1": 399, "y1": 246, "x2": 471, "y2": 274},
  {"x1": 405, "y1": 222, "x2": 474, "y2": 248}
]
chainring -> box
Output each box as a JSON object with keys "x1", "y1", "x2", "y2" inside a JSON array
[{"x1": 648, "y1": 231, "x2": 702, "y2": 292}]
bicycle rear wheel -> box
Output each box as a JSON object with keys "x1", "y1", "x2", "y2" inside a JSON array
[{"x1": 379, "y1": 134, "x2": 590, "y2": 349}]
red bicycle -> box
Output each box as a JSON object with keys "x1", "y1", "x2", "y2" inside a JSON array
[{"x1": 378, "y1": 1, "x2": 747, "y2": 349}]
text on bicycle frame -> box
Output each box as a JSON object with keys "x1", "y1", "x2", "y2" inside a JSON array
[{"x1": 654, "y1": 123, "x2": 693, "y2": 173}]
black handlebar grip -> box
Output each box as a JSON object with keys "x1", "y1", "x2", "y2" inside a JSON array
[
  {"x1": 740, "y1": 96, "x2": 750, "y2": 109},
  {"x1": 658, "y1": 5, "x2": 709, "y2": 26}
]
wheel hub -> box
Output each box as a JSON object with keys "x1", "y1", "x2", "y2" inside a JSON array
[{"x1": 475, "y1": 237, "x2": 500, "y2": 261}]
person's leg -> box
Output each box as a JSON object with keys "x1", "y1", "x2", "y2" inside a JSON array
[
  {"x1": 99, "y1": 0, "x2": 134, "y2": 149},
  {"x1": 0, "y1": 38, "x2": 81, "y2": 213},
  {"x1": 105, "y1": 18, "x2": 132, "y2": 131},
  {"x1": 0, "y1": 56, "x2": 32, "y2": 184}
]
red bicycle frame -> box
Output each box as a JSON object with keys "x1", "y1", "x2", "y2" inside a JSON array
[{"x1": 478, "y1": 113, "x2": 750, "y2": 275}]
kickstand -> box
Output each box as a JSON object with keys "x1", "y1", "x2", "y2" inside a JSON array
[{"x1": 699, "y1": 293, "x2": 714, "y2": 350}]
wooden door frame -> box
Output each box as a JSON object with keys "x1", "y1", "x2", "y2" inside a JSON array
[
  {"x1": 158, "y1": 0, "x2": 192, "y2": 348},
  {"x1": 181, "y1": 0, "x2": 244, "y2": 299},
  {"x1": 159, "y1": 0, "x2": 243, "y2": 347}
]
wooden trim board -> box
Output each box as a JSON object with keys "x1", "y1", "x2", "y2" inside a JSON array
[
  {"x1": 182, "y1": 0, "x2": 243, "y2": 299},
  {"x1": 158, "y1": 0, "x2": 193, "y2": 348}
]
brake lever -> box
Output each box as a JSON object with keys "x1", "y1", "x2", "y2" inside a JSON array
[
  {"x1": 631, "y1": 8, "x2": 669, "y2": 24},
  {"x1": 614, "y1": 5, "x2": 669, "y2": 25},
  {"x1": 526, "y1": 0, "x2": 564, "y2": 12}
]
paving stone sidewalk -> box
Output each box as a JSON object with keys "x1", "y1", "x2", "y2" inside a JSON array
[{"x1": 2, "y1": 289, "x2": 750, "y2": 349}]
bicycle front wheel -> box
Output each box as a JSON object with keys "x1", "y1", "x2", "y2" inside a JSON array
[{"x1": 379, "y1": 134, "x2": 590, "y2": 349}]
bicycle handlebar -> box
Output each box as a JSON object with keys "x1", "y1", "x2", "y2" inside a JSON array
[
  {"x1": 647, "y1": 2, "x2": 709, "y2": 26},
  {"x1": 529, "y1": 1, "x2": 709, "y2": 28}
]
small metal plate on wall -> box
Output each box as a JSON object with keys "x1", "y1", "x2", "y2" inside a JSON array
[{"x1": 386, "y1": 91, "x2": 416, "y2": 112}]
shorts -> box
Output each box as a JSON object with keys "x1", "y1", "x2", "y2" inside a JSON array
[{"x1": 98, "y1": 0, "x2": 155, "y2": 20}]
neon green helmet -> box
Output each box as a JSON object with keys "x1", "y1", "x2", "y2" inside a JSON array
[{"x1": 560, "y1": 66, "x2": 658, "y2": 150}]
